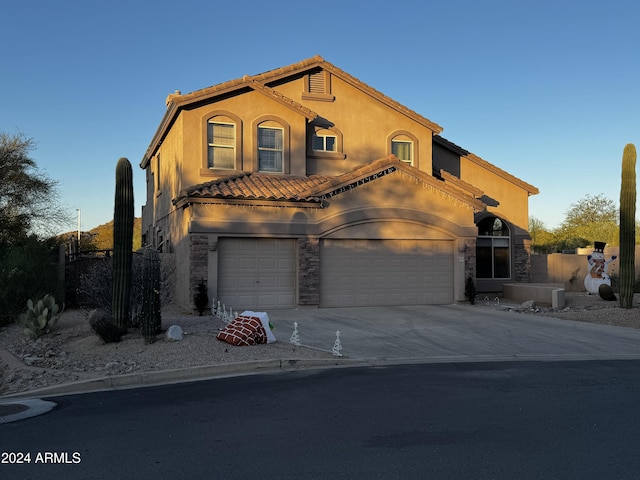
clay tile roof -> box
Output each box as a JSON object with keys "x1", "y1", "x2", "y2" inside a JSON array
[
  {"x1": 174, "y1": 172, "x2": 333, "y2": 206},
  {"x1": 174, "y1": 155, "x2": 486, "y2": 211}
]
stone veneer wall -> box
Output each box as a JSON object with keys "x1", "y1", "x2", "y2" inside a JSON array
[
  {"x1": 298, "y1": 237, "x2": 320, "y2": 305},
  {"x1": 464, "y1": 238, "x2": 476, "y2": 281},
  {"x1": 513, "y1": 238, "x2": 532, "y2": 282},
  {"x1": 189, "y1": 234, "x2": 209, "y2": 310}
]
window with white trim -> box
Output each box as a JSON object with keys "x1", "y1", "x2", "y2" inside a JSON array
[
  {"x1": 207, "y1": 121, "x2": 235, "y2": 169},
  {"x1": 258, "y1": 126, "x2": 284, "y2": 172},
  {"x1": 312, "y1": 132, "x2": 337, "y2": 152},
  {"x1": 476, "y1": 217, "x2": 511, "y2": 279},
  {"x1": 392, "y1": 139, "x2": 413, "y2": 165}
]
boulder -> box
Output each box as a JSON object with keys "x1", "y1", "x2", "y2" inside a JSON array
[{"x1": 165, "y1": 325, "x2": 184, "y2": 341}]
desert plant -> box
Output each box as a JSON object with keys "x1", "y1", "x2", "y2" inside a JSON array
[
  {"x1": 598, "y1": 283, "x2": 617, "y2": 301},
  {"x1": 88, "y1": 309, "x2": 126, "y2": 343},
  {"x1": 619, "y1": 144, "x2": 636, "y2": 308},
  {"x1": 112, "y1": 157, "x2": 135, "y2": 330},
  {"x1": 141, "y1": 246, "x2": 162, "y2": 343},
  {"x1": 465, "y1": 276, "x2": 477, "y2": 305},
  {"x1": 194, "y1": 279, "x2": 208, "y2": 315},
  {"x1": 17, "y1": 294, "x2": 61, "y2": 338}
]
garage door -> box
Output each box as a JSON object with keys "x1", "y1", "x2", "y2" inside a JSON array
[
  {"x1": 218, "y1": 238, "x2": 296, "y2": 310},
  {"x1": 320, "y1": 239, "x2": 453, "y2": 307}
]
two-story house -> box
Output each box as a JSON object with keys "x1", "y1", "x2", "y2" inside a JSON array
[{"x1": 140, "y1": 56, "x2": 538, "y2": 311}]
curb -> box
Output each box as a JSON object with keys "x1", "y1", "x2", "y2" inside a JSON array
[
  {"x1": 4, "y1": 353, "x2": 640, "y2": 424},
  {"x1": 0, "y1": 357, "x2": 361, "y2": 399}
]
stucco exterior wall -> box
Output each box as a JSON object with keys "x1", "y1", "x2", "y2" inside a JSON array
[
  {"x1": 275, "y1": 74, "x2": 435, "y2": 176},
  {"x1": 459, "y1": 156, "x2": 530, "y2": 234}
]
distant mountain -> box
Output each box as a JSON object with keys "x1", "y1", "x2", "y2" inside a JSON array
[{"x1": 59, "y1": 218, "x2": 142, "y2": 251}]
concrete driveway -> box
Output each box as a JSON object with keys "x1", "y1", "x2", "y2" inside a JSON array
[{"x1": 268, "y1": 304, "x2": 640, "y2": 363}]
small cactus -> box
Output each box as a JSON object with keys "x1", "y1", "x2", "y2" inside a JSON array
[
  {"x1": 17, "y1": 294, "x2": 61, "y2": 338},
  {"x1": 141, "y1": 246, "x2": 162, "y2": 343}
]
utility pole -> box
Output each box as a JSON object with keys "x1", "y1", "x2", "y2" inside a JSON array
[{"x1": 77, "y1": 209, "x2": 81, "y2": 242}]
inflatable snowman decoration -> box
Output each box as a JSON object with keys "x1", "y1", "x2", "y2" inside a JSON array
[{"x1": 584, "y1": 241, "x2": 617, "y2": 294}]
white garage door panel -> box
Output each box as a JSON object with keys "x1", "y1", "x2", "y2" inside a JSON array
[
  {"x1": 320, "y1": 239, "x2": 453, "y2": 307},
  {"x1": 218, "y1": 238, "x2": 296, "y2": 310}
]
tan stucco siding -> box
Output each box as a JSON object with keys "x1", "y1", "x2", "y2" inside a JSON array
[
  {"x1": 175, "y1": 90, "x2": 309, "y2": 179},
  {"x1": 275, "y1": 74, "x2": 434, "y2": 176},
  {"x1": 142, "y1": 115, "x2": 185, "y2": 244},
  {"x1": 459, "y1": 157, "x2": 530, "y2": 231}
]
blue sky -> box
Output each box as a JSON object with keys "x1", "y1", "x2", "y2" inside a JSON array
[{"x1": 2, "y1": 0, "x2": 639, "y2": 233}]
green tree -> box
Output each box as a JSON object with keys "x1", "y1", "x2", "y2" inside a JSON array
[
  {"x1": 529, "y1": 216, "x2": 557, "y2": 253},
  {"x1": 557, "y1": 194, "x2": 619, "y2": 247},
  {"x1": 0, "y1": 132, "x2": 69, "y2": 245}
]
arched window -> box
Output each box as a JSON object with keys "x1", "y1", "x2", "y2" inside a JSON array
[
  {"x1": 388, "y1": 131, "x2": 419, "y2": 167},
  {"x1": 254, "y1": 117, "x2": 290, "y2": 173},
  {"x1": 203, "y1": 112, "x2": 242, "y2": 172},
  {"x1": 476, "y1": 216, "x2": 511, "y2": 279}
]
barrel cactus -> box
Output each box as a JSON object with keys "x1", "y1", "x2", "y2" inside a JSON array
[
  {"x1": 619, "y1": 144, "x2": 636, "y2": 309},
  {"x1": 141, "y1": 246, "x2": 162, "y2": 343},
  {"x1": 112, "y1": 157, "x2": 134, "y2": 330}
]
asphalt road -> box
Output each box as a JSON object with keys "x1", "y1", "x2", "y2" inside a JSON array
[{"x1": 2, "y1": 361, "x2": 640, "y2": 479}]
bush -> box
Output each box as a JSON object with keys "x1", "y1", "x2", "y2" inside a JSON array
[
  {"x1": 0, "y1": 236, "x2": 61, "y2": 326},
  {"x1": 78, "y1": 250, "x2": 173, "y2": 328}
]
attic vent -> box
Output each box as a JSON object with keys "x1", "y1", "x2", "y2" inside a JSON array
[{"x1": 308, "y1": 71, "x2": 325, "y2": 94}]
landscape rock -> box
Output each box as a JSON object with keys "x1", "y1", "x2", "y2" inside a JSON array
[
  {"x1": 166, "y1": 325, "x2": 184, "y2": 341},
  {"x1": 516, "y1": 300, "x2": 536, "y2": 312}
]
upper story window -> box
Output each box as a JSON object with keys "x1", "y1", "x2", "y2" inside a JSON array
[
  {"x1": 392, "y1": 140, "x2": 413, "y2": 164},
  {"x1": 155, "y1": 154, "x2": 161, "y2": 192},
  {"x1": 307, "y1": 125, "x2": 345, "y2": 160},
  {"x1": 207, "y1": 121, "x2": 236, "y2": 169},
  {"x1": 313, "y1": 132, "x2": 337, "y2": 152},
  {"x1": 389, "y1": 131, "x2": 418, "y2": 167},
  {"x1": 258, "y1": 126, "x2": 284, "y2": 172}
]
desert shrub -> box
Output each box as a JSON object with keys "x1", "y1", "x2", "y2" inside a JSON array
[
  {"x1": 0, "y1": 236, "x2": 61, "y2": 326},
  {"x1": 78, "y1": 250, "x2": 174, "y2": 328}
]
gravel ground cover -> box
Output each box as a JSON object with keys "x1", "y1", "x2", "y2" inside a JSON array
[{"x1": 1, "y1": 293, "x2": 638, "y2": 396}]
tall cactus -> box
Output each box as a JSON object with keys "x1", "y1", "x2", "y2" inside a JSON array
[
  {"x1": 112, "y1": 157, "x2": 134, "y2": 330},
  {"x1": 619, "y1": 144, "x2": 637, "y2": 309},
  {"x1": 141, "y1": 246, "x2": 162, "y2": 343}
]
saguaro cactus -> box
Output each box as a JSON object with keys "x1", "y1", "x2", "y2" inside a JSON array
[
  {"x1": 141, "y1": 246, "x2": 162, "y2": 343},
  {"x1": 112, "y1": 157, "x2": 134, "y2": 330},
  {"x1": 619, "y1": 144, "x2": 637, "y2": 309}
]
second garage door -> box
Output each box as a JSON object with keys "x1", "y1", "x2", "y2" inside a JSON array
[
  {"x1": 320, "y1": 239, "x2": 453, "y2": 307},
  {"x1": 218, "y1": 238, "x2": 296, "y2": 310}
]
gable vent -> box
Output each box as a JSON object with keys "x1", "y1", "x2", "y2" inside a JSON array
[{"x1": 308, "y1": 71, "x2": 325, "y2": 93}]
